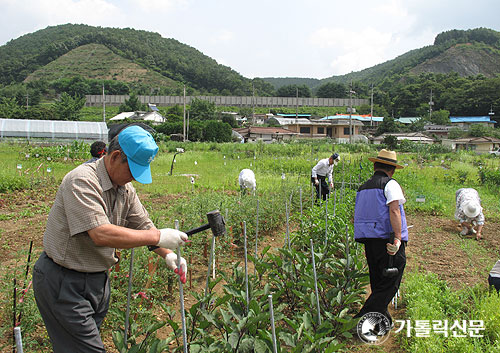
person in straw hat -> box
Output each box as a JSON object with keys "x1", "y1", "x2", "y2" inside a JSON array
[
  {"x1": 454, "y1": 188, "x2": 484, "y2": 240},
  {"x1": 353, "y1": 149, "x2": 408, "y2": 328}
]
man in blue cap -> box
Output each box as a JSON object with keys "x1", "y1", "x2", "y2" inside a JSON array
[{"x1": 33, "y1": 126, "x2": 188, "y2": 352}]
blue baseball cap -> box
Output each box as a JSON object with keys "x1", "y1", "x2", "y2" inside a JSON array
[{"x1": 118, "y1": 126, "x2": 159, "y2": 184}]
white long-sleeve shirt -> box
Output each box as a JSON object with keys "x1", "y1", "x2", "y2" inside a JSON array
[{"x1": 311, "y1": 158, "x2": 333, "y2": 181}]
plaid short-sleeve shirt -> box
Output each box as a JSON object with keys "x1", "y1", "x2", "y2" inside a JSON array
[{"x1": 44, "y1": 158, "x2": 154, "y2": 272}]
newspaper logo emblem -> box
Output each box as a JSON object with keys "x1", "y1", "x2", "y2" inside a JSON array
[{"x1": 357, "y1": 312, "x2": 391, "y2": 345}]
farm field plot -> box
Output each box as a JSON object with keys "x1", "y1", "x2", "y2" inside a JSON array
[{"x1": 1, "y1": 140, "x2": 500, "y2": 352}]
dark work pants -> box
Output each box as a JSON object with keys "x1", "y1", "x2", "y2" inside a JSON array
[
  {"x1": 488, "y1": 275, "x2": 500, "y2": 292},
  {"x1": 311, "y1": 175, "x2": 329, "y2": 201},
  {"x1": 33, "y1": 252, "x2": 110, "y2": 353},
  {"x1": 354, "y1": 239, "x2": 406, "y2": 324}
]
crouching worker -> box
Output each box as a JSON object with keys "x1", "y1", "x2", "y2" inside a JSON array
[
  {"x1": 33, "y1": 126, "x2": 189, "y2": 353},
  {"x1": 353, "y1": 149, "x2": 408, "y2": 328},
  {"x1": 454, "y1": 188, "x2": 484, "y2": 240}
]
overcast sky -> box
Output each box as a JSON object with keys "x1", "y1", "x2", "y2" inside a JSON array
[{"x1": 1, "y1": 0, "x2": 499, "y2": 79}]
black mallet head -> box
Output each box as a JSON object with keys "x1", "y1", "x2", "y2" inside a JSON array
[
  {"x1": 206, "y1": 210, "x2": 226, "y2": 237},
  {"x1": 382, "y1": 266, "x2": 399, "y2": 277}
]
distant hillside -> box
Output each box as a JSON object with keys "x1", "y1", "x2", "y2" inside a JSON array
[
  {"x1": 409, "y1": 43, "x2": 500, "y2": 77},
  {"x1": 262, "y1": 28, "x2": 500, "y2": 90},
  {"x1": 25, "y1": 43, "x2": 179, "y2": 88},
  {"x1": 260, "y1": 77, "x2": 321, "y2": 90},
  {"x1": 0, "y1": 24, "x2": 274, "y2": 95}
]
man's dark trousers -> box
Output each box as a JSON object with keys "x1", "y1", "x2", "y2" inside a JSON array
[
  {"x1": 354, "y1": 238, "x2": 406, "y2": 324},
  {"x1": 311, "y1": 175, "x2": 329, "y2": 201},
  {"x1": 33, "y1": 252, "x2": 110, "y2": 353}
]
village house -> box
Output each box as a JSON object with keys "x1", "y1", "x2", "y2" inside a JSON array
[
  {"x1": 442, "y1": 136, "x2": 500, "y2": 153},
  {"x1": 233, "y1": 126, "x2": 298, "y2": 143},
  {"x1": 267, "y1": 116, "x2": 364, "y2": 142},
  {"x1": 372, "y1": 132, "x2": 435, "y2": 145}
]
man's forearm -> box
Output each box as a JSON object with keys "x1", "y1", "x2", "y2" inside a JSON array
[
  {"x1": 88, "y1": 224, "x2": 160, "y2": 248},
  {"x1": 389, "y1": 202, "x2": 402, "y2": 240}
]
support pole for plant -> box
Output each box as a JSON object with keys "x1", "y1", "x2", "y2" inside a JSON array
[
  {"x1": 285, "y1": 200, "x2": 290, "y2": 250},
  {"x1": 124, "y1": 248, "x2": 134, "y2": 345},
  {"x1": 268, "y1": 295, "x2": 278, "y2": 353},
  {"x1": 254, "y1": 200, "x2": 260, "y2": 276},
  {"x1": 310, "y1": 239, "x2": 322, "y2": 325},
  {"x1": 243, "y1": 221, "x2": 249, "y2": 312},
  {"x1": 175, "y1": 220, "x2": 188, "y2": 353},
  {"x1": 345, "y1": 225, "x2": 350, "y2": 270},
  {"x1": 299, "y1": 187, "x2": 303, "y2": 218},
  {"x1": 309, "y1": 183, "x2": 313, "y2": 207},
  {"x1": 14, "y1": 327, "x2": 23, "y2": 353},
  {"x1": 16, "y1": 240, "x2": 33, "y2": 325},
  {"x1": 205, "y1": 231, "x2": 216, "y2": 295},
  {"x1": 324, "y1": 197, "x2": 329, "y2": 248},
  {"x1": 12, "y1": 278, "x2": 16, "y2": 353},
  {"x1": 333, "y1": 189, "x2": 337, "y2": 218}
]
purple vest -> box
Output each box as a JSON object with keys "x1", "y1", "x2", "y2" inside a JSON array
[{"x1": 354, "y1": 171, "x2": 408, "y2": 242}]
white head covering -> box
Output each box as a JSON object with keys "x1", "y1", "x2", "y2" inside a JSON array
[{"x1": 463, "y1": 201, "x2": 481, "y2": 219}]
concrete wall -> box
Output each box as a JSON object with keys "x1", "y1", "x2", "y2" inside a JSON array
[{"x1": 86, "y1": 95, "x2": 369, "y2": 108}]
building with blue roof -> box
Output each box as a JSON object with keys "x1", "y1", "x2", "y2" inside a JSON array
[
  {"x1": 449, "y1": 116, "x2": 496, "y2": 128},
  {"x1": 321, "y1": 115, "x2": 384, "y2": 126}
]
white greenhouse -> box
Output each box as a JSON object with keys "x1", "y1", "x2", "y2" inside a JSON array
[{"x1": 0, "y1": 119, "x2": 108, "y2": 142}]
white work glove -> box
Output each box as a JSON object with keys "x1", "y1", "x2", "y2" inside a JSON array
[
  {"x1": 314, "y1": 179, "x2": 319, "y2": 185},
  {"x1": 165, "y1": 253, "x2": 187, "y2": 284},
  {"x1": 386, "y1": 238, "x2": 401, "y2": 255},
  {"x1": 329, "y1": 182, "x2": 334, "y2": 189},
  {"x1": 157, "y1": 228, "x2": 188, "y2": 250}
]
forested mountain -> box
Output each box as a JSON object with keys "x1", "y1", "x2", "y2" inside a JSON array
[
  {"x1": 263, "y1": 28, "x2": 500, "y2": 91},
  {"x1": 0, "y1": 24, "x2": 274, "y2": 96},
  {"x1": 1, "y1": 25, "x2": 499, "y2": 120}
]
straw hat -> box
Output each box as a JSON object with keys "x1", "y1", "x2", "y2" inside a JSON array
[
  {"x1": 463, "y1": 201, "x2": 481, "y2": 219},
  {"x1": 368, "y1": 149, "x2": 404, "y2": 169}
]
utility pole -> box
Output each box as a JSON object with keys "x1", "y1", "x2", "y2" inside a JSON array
[
  {"x1": 348, "y1": 81, "x2": 355, "y2": 144},
  {"x1": 295, "y1": 86, "x2": 298, "y2": 122},
  {"x1": 370, "y1": 84, "x2": 374, "y2": 127},
  {"x1": 429, "y1": 89, "x2": 434, "y2": 120},
  {"x1": 102, "y1": 84, "x2": 106, "y2": 122},
  {"x1": 183, "y1": 85, "x2": 186, "y2": 142},
  {"x1": 252, "y1": 83, "x2": 255, "y2": 125},
  {"x1": 187, "y1": 110, "x2": 190, "y2": 141}
]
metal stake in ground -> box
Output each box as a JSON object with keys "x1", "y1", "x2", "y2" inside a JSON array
[
  {"x1": 175, "y1": 220, "x2": 188, "y2": 353},
  {"x1": 254, "y1": 199, "x2": 260, "y2": 276},
  {"x1": 310, "y1": 239, "x2": 322, "y2": 325},
  {"x1": 124, "y1": 248, "x2": 134, "y2": 346},
  {"x1": 268, "y1": 295, "x2": 278, "y2": 353},
  {"x1": 243, "y1": 221, "x2": 249, "y2": 312},
  {"x1": 299, "y1": 187, "x2": 303, "y2": 218},
  {"x1": 311, "y1": 184, "x2": 314, "y2": 209},
  {"x1": 12, "y1": 278, "x2": 16, "y2": 353},
  {"x1": 285, "y1": 200, "x2": 291, "y2": 250},
  {"x1": 333, "y1": 189, "x2": 337, "y2": 218},
  {"x1": 324, "y1": 196, "x2": 329, "y2": 248},
  {"x1": 345, "y1": 225, "x2": 350, "y2": 270},
  {"x1": 14, "y1": 327, "x2": 23, "y2": 353}
]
